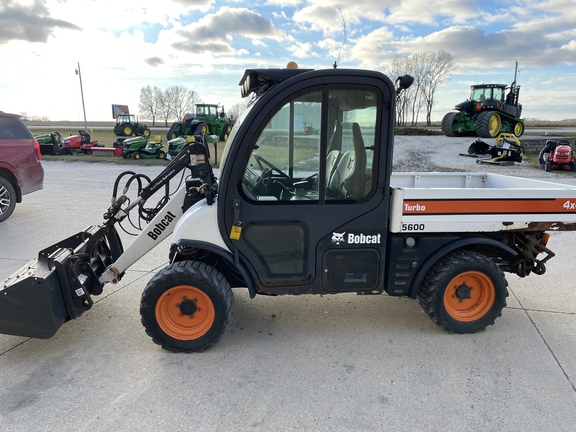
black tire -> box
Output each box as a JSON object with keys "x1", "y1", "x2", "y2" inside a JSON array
[
  {"x1": 70, "y1": 149, "x2": 79, "y2": 156},
  {"x1": 220, "y1": 123, "x2": 232, "y2": 141},
  {"x1": 0, "y1": 176, "x2": 17, "y2": 222},
  {"x1": 134, "y1": 152, "x2": 141, "y2": 160},
  {"x1": 123, "y1": 124, "x2": 134, "y2": 136},
  {"x1": 475, "y1": 111, "x2": 501, "y2": 138},
  {"x1": 143, "y1": 128, "x2": 151, "y2": 138},
  {"x1": 418, "y1": 250, "x2": 508, "y2": 333},
  {"x1": 140, "y1": 261, "x2": 234, "y2": 353},
  {"x1": 157, "y1": 150, "x2": 166, "y2": 159},
  {"x1": 167, "y1": 122, "x2": 179, "y2": 140},
  {"x1": 441, "y1": 112, "x2": 458, "y2": 137},
  {"x1": 538, "y1": 143, "x2": 552, "y2": 166},
  {"x1": 545, "y1": 161, "x2": 552, "y2": 172}
]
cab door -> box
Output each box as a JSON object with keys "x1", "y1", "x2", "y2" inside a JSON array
[{"x1": 218, "y1": 72, "x2": 395, "y2": 295}]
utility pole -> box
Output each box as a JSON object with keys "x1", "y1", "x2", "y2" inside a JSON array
[{"x1": 75, "y1": 62, "x2": 87, "y2": 131}]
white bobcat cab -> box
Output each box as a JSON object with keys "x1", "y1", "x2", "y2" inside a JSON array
[{"x1": 2, "y1": 64, "x2": 576, "y2": 353}]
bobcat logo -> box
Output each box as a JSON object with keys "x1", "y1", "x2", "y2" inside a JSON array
[{"x1": 331, "y1": 232, "x2": 346, "y2": 245}]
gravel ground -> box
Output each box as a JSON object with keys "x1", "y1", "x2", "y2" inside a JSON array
[{"x1": 391, "y1": 135, "x2": 553, "y2": 178}]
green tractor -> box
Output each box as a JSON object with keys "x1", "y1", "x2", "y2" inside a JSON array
[
  {"x1": 121, "y1": 136, "x2": 166, "y2": 160},
  {"x1": 114, "y1": 114, "x2": 151, "y2": 138},
  {"x1": 441, "y1": 65, "x2": 524, "y2": 138},
  {"x1": 167, "y1": 104, "x2": 232, "y2": 144}
]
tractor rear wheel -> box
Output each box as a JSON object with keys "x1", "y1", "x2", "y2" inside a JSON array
[
  {"x1": 475, "y1": 111, "x2": 501, "y2": 138},
  {"x1": 441, "y1": 112, "x2": 458, "y2": 137},
  {"x1": 123, "y1": 124, "x2": 134, "y2": 136},
  {"x1": 140, "y1": 261, "x2": 234, "y2": 353},
  {"x1": 157, "y1": 150, "x2": 166, "y2": 159},
  {"x1": 513, "y1": 122, "x2": 524, "y2": 137},
  {"x1": 167, "y1": 122, "x2": 179, "y2": 140},
  {"x1": 418, "y1": 249, "x2": 508, "y2": 333}
]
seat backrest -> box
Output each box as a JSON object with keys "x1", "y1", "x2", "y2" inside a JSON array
[
  {"x1": 325, "y1": 150, "x2": 342, "y2": 198},
  {"x1": 343, "y1": 123, "x2": 367, "y2": 199}
]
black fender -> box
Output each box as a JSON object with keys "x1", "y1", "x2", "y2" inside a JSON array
[
  {"x1": 407, "y1": 237, "x2": 518, "y2": 299},
  {"x1": 171, "y1": 239, "x2": 257, "y2": 298}
]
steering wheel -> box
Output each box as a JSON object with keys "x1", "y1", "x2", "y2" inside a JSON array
[{"x1": 252, "y1": 153, "x2": 291, "y2": 180}]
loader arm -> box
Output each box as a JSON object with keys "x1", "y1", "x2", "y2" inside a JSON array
[{"x1": 0, "y1": 142, "x2": 217, "y2": 339}]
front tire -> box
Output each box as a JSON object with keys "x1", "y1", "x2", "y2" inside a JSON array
[
  {"x1": 0, "y1": 176, "x2": 17, "y2": 222},
  {"x1": 418, "y1": 250, "x2": 508, "y2": 333},
  {"x1": 140, "y1": 261, "x2": 234, "y2": 353}
]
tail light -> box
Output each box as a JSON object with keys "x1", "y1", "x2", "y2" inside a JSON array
[{"x1": 33, "y1": 139, "x2": 42, "y2": 161}]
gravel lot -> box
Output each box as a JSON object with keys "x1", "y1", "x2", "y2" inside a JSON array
[{"x1": 392, "y1": 135, "x2": 572, "y2": 180}]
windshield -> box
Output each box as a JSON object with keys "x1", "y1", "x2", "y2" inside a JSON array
[{"x1": 219, "y1": 100, "x2": 256, "y2": 171}]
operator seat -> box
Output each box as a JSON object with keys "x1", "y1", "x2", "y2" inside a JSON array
[{"x1": 330, "y1": 122, "x2": 367, "y2": 200}]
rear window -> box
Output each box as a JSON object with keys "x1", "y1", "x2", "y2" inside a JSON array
[{"x1": 0, "y1": 116, "x2": 33, "y2": 140}]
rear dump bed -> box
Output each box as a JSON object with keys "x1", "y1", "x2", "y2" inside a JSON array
[{"x1": 389, "y1": 172, "x2": 576, "y2": 233}]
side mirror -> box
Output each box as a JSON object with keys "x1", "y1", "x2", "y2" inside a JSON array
[{"x1": 395, "y1": 75, "x2": 414, "y2": 95}]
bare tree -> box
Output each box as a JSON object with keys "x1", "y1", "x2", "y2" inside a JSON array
[
  {"x1": 420, "y1": 50, "x2": 456, "y2": 126},
  {"x1": 157, "y1": 90, "x2": 172, "y2": 127},
  {"x1": 138, "y1": 85, "x2": 162, "y2": 126},
  {"x1": 384, "y1": 50, "x2": 455, "y2": 126},
  {"x1": 164, "y1": 86, "x2": 202, "y2": 122},
  {"x1": 383, "y1": 57, "x2": 424, "y2": 127},
  {"x1": 227, "y1": 100, "x2": 250, "y2": 122}
]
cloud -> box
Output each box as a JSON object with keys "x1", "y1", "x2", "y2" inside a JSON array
[
  {"x1": 0, "y1": 0, "x2": 80, "y2": 45},
  {"x1": 144, "y1": 57, "x2": 165, "y2": 67},
  {"x1": 172, "y1": 0, "x2": 215, "y2": 10},
  {"x1": 172, "y1": 7, "x2": 285, "y2": 55}
]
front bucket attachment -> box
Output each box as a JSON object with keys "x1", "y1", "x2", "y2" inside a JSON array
[
  {"x1": 0, "y1": 259, "x2": 70, "y2": 339},
  {"x1": 0, "y1": 225, "x2": 123, "y2": 339}
]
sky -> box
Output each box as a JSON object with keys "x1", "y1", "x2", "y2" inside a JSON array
[{"x1": 1, "y1": 0, "x2": 575, "y2": 123}]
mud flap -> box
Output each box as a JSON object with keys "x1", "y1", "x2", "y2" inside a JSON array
[{"x1": 0, "y1": 225, "x2": 122, "y2": 339}]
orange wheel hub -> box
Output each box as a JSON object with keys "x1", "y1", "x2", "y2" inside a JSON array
[
  {"x1": 443, "y1": 271, "x2": 495, "y2": 322},
  {"x1": 155, "y1": 286, "x2": 215, "y2": 340}
]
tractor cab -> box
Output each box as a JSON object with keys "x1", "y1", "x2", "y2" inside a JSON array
[
  {"x1": 215, "y1": 67, "x2": 406, "y2": 295},
  {"x1": 196, "y1": 104, "x2": 222, "y2": 120},
  {"x1": 116, "y1": 114, "x2": 136, "y2": 124}
]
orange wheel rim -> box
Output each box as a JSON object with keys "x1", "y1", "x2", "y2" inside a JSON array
[
  {"x1": 155, "y1": 286, "x2": 215, "y2": 340},
  {"x1": 443, "y1": 271, "x2": 495, "y2": 322}
]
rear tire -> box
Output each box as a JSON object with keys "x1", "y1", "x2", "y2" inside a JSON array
[
  {"x1": 140, "y1": 261, "x2": 234, "y2": 353},
  {"x1": 441, "y1": 112, "x2": 458, "y2": 137},
  {"x1": 157, "y1": 150, "x2": 166, "y2": 159},
  {"x1": 418, "y1": 250, "x2": 508, "y2": 333},
  {"x1": 545, "y1": 161, "x2": 552, "y2": 172},
  {"x1": 143, "y1": 128, "x2": 151, "y2": 138},
  {"x1": 0, "y1": 176, "x2": 17, "y2": 222},
  {"x1": 475, "y1": 111, "x2": 501, "y2": 138}
]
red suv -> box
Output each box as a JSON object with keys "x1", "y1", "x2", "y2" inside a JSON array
[{"x1": 0, "y1": 111, "x2": 44, "y2": 221}]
